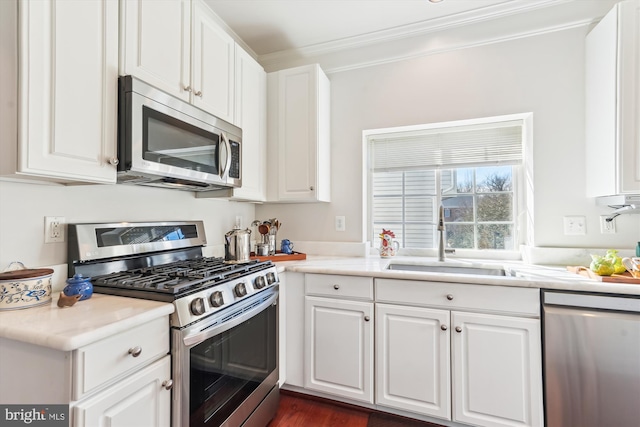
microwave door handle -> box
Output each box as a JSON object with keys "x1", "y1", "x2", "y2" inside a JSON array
[{"x1": 219, "y1": 132, "x2": 232, "y2": 178}]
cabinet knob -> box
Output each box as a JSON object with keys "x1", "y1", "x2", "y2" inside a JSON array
[
  {"x1": 455, "y1": 326, "x2": 462, "y2": 333},
  {"x1": 128, "y1": 346, "x2": 142, "y2": 357},
  {"x1": 184, "y1": 85, "x2": 192, "y2": 93},
  {"x1": 364, "y1": 316, "x2": 370, "y2": 322},
  {"x1": 162, "y1": 379, "x2": 173, "y2": 390},
  {"x1": 194, "y1": 90, "x2": 203, "y2": 97},
  {"x1": 333, "y1": 284, "x2": 340, "y2": 290},
  {"x1": 446, "y1": 294, "x2": 454, "y2": 301},
  {"x1": 109, "y1": 157, "x2": 119, "y2": 166},
  {"x1": 441, "y1": 324, "x2": 448, "y2": 331},
  {"x1": 310, "y1": 186, "x2": 314, "y2": 191}
]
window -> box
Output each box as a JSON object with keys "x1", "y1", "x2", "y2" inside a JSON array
[{"x1": 367, "y1": 115, "x2": 529, "y2": 253}]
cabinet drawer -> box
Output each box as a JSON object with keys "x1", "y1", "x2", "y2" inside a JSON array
[
  {"x1": 73, "y1": 316, "x2": 169, "y2": 400},
  {"x1": 376, "y1": 279, "x2": 539, "y2": 316},
  {"x1": 306, "y1": 274, "x2": 373, "y2": 300}
]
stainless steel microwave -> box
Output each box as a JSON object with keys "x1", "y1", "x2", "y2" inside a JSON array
[{"x1": 117, "y1": 76, "x2": 242, "y2": 192}]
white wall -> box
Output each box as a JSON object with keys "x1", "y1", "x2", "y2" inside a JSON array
[
  {"x1": 256, "y1": 26, "x2": 640, "y2": 253},
  {"x1": 0, "y1": 180, "x2": 255, "y2": 270}
]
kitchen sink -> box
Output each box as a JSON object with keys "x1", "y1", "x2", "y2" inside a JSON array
[{"x1": 387, "y1": 262, "x2": 507, "y2": 276}]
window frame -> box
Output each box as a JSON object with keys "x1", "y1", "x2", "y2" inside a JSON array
[{"x1": 364, "y1": 113, "x2": 532, "y2": 260}]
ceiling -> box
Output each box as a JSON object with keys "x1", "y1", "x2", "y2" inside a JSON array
[
  {"x1": 204, "y1": 0, "x2": 558, "y2": 56},
  {"x1": 203, "y1": 0, "x2": 617, "y2": 72}
]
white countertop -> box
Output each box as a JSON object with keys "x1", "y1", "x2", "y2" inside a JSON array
[
  {"x1": 1, "y1": 255, "x2": 637, "y2": 352},
  {"x1": 0, "y1": 293, "x2": 174, "y2": 351},
  {"x1": 275, "y1": 255, "x2": 640, "y2": 296}
]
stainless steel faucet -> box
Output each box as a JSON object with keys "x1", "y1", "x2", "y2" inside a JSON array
[{"x1": 437, "y1": 205, "x2": 445, "y2": 262}]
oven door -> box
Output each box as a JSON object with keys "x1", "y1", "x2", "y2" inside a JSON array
[{"x1": 173, "y1": 287, "x2": 279, "y2": 427}]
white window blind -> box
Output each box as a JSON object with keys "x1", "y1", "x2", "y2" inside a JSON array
[{"x1": 370, "y1": 120, "x2": 523, "y2": 172}]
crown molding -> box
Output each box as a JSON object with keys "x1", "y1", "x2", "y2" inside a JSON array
[
  {"x1": 258, "y1": 0, "x2": 615, "y2": 73},
  {"x1": 261, "y1": 0, "x2": 566, "y2": 62}
]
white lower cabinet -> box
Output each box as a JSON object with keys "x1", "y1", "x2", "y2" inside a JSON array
[
  {"x1": 376, "y1": 304, "x2": 450, "y2": 419},
  {"x1": 291, "y1": 274, "x2": 543, "y2": 427},
  {"x1": 452, "y1": 311, "x2": 542, "y2": 427},
  {"x1": 73, "y1": 356, "x2": 171, "y2": 427},
  {"x1": 375, "y1": 279, "x2": 543, "y2": 427},
  {"x1": 303, "y1": 274, "x2": 374, "y2": 403},
  {"x1": 0, "y1": 315, "x2": 171, "y2": 427}
]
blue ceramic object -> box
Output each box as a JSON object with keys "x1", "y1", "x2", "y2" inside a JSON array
[
  {"x1": 281, "y1": 239, "x2": 294, "y2": 255},
  {"x1": 64, "y1": 274, "x2": 93, "y2": 301}
]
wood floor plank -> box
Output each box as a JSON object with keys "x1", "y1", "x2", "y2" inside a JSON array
[
  {"x1": 268, "y1": 391, "x2": 443, "y2": 427},
  {"x1": 268, "y1": 393, "x2": 368, "y2": 427}
]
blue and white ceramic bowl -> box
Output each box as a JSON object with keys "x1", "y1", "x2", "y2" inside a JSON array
[{"x1": 0, "y1": 262, "x2": 53, "y2": 310}]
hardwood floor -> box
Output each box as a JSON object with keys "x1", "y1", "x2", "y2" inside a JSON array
[{"x1": 268, "y1": 391, "x2": 443, "y2": 427}]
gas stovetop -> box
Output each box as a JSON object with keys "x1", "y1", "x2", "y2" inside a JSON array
[
  {"x1": 91, "y1": 257, "x2": 273, "y2": 298},
  {"x1": 67, "y1": 221, "x2": 279, "y2": 328}
]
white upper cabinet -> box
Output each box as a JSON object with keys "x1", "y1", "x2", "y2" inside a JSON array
[
  {"x1": 586, "y1": 0, "x2": 640, "y2": 197},
  {"x1": 267, "y1": 64, "x2": 331, "y2": 202},
  {"x1": 195, "y1": 36, "x2": 267, "y2": 202},
  {"x1": 121, "y1": 0, "x2": 236, "y2": 123},
  {"x1": 191, "y1": 0, "x2": 235, "y2": 123},
  {"x1": 0, "y1": 0, "x2": 119, "y2": 184},
  {"x1": 119, "y1": 0, "x2": 190, "y2": 102},
  {"x1": 229, "y1": 49, "x2": 267, "y2": 201}
]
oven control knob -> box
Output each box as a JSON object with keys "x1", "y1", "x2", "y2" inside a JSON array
[
  {"x1": 266, "y1": 272, "x2": 277, "y2": 285},
  {"x1": 190, "y1": 297, "x2": 206, "y2": 316},
  {"x1": 254, "y1": 276, "x2": 266, "y2": 289},
  {"x1": 209, "y1": 291, "x2": 224, "y2": 308},
  {"x1": 234, "y1": 282, "x2": 247, "y2": 297}
]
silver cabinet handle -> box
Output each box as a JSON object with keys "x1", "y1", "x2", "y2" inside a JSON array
[
  {"x1": 128, "y1": 346, "x2": 142, "y2": 357},
  {"x1": 184, "y1": 85, "x2": 192, "y2": 92},
  {"x1": 333, "y1": 284, "x2": 340, "y2": 290},
  {"x1": 364, "y1": 316, "x2": 370, "y2": 322},
  {"x1": 455, "y1": 326, "x2": 462, "y2": 333},
  {"x1": 441, "y1": 324, "x2": 448, "y2": 331},
  {"x1": 162, "y1": 379, "x2": 173, "y2": 390},
  {"x1": 446, "y1": 294, "x2": 454, "y2": 301},
  {"x1": 194, "y1": 90, "x2": 203, "y2": 97},
  {"x1": 109, "y1": 157, "x2": 119, "y2": 166}
]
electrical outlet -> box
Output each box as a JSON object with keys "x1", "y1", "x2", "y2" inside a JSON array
[
  {"x1": 235, "y1": 215, "x2": 242, "y2": 229},
  {"x1": 335, "y1": 216, "x2": 346, "y2": 232},
  {"x1": 600, "y1": 215, "x2": 616, "y2": 234},
  {"x1": 44, "y1": 216, "x2": 65, "y2": 243},
  {"x1": 563, "y1": 216, "x2": 586, "y2": 235}
]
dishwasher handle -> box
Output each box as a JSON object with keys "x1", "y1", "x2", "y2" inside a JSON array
[{"x1": 543, "y1": 291, "x2": 640, "y2": 313}]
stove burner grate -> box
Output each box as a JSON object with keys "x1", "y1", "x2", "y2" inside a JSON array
[{"x1": 90, "y1": 257, "x2": 272, "y2": 297}]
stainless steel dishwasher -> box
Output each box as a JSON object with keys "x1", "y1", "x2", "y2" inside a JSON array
[{"x1": 542, "y1": 291, "x2": 640, "y2": 427}]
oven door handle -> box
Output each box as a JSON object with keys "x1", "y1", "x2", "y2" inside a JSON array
[{"x1": 182, "y1": 289, "x2": 278, "y2": 347}]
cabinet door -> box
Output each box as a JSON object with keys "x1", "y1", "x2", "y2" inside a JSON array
[
  {"x1": 275, "y1": 65, "x2": 330, "y2": 202},
  {"x1": 231, "y1": 48, "x2": 266, "y2": 201},
  {"x1": 120, "y1": 0, "x2": 190, "y2": 101},
  {"x1": 18, "y1": 0, "x2": 118, "y2": 183},
  {"x1": 304, "y1": 296, "x2": 373, "y2": 402},
  {"x1": 618, "y1": 0, "x2": 640, "y2": 195},
  {"x1": 73, "y1": 356, "x2": 171, "y2": 427},
  {"x1": 192, "y1": 0, "x2": 235, "y2": 122},
  {"x1": 451, "y1": 312, "x2": 543, "y2": 427},
  {"x1": 376, "y1": 304, "x2": 450, "y2": 420}
]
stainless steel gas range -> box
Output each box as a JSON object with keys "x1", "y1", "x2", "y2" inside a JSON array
[{"x1": 68, "y1": 221, "x2": 280, "y2": 427}]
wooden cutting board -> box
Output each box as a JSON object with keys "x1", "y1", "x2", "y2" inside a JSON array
[
  {"x1": 567, "y1": 266, "x2": 640, "y2": 284},
  {"x1": 250, "y1": 251, "x2": 307, "y2": 262}
]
